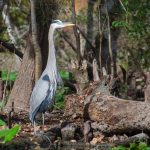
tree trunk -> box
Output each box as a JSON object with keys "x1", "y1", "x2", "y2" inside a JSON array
[
  {"x1": 85, "y1": 0, "x2": 96, "y2": 81},
  {"x1": 5, "y1": 36, "x2": 35, "y2": 113},
  {"x1": 4, "y1": 1, "x2": 58, "y2": 113},
  {"x1": 71, "y1": 0, "x2": 82, "y2": 66},
  {"x1": 145, "y1": 72, "x2": 150, "y2": 103},
  {"x1": 30, "y1": 0, "x2": 42, "y2": 81}
]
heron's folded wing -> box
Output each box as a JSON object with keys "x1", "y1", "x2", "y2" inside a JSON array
[{"x1": 30, "y1": 79, "x2": 50, "y2": 115}]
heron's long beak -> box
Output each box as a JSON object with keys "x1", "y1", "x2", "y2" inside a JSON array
[{"x1": 63, "y1": 22, "x2": 75, "y2": 27}]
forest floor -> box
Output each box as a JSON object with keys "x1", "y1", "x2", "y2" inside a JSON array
[
  {"x1": 0, "y1": 110, "x2": 66, "y2": 149},
  {"x1": 1, "y1": 109, "x2": 148, "y2": 150},
  {"x1": 0, "y1": 108, "x2": 114, "y2": 150}
]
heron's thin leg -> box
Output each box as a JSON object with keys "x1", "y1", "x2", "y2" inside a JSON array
[
  {"x1": 34, "y1": 121, "x2": 36, "y2": 135},
  {"x1": 42, "y1": 113, "x2": 44, "y2": 132}
]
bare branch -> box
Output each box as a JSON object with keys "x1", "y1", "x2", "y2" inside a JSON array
[
  {"x1": 2, "y1": 5, "x2": 18, "y2": 47},
  {"x1": 76, "y1": 26, "x2": 96, "y2": 55},
  {"x1": 118, "y1": 0, "x2": 128, "y2": 13},
  {"x1": 57, "y1": 31, "x2": 77, "y2": 53},
  {"x1": 0, "y1": 39, "x2": 23, "y2": 58}
]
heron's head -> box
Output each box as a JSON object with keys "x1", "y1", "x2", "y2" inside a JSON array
[{"x1": 51, "y1": 20, "x2": 74, "y2": 29}]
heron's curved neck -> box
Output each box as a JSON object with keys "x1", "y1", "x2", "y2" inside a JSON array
[{"x1": 46, "y1": 27, "x2": 57, "y2": 75}]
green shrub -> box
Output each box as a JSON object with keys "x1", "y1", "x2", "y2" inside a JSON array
[
  {"x1": 0, "y1": 119, "x2": 20, "y2": 143},
  {"x1": 112, "y1": 142, "x2": 150, "y2": 150},
  {"x1": 54, "y1": 71, "x2": 73, "y2": 109}
]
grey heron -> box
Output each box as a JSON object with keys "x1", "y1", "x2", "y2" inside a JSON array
[{"x1": 29, "y1": 20, "x2": 74, "y2": 135}]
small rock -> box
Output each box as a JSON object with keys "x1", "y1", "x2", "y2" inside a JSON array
[
  {"x1": 119, "y1": 134, "x2": 128, "y2": 141},
  {"x1": 90, "y1": 134, "x2": 104, "y2": 145},
  {"x1": 84, "y1": 120, "x2": 93, "y2": 143},
  {"x1": 108, "y1": 135, "x2": 119, "y2": 143},
  {"x1": 36, "y1": 134, "x2": 51, "y2": 148},
  {"x1": 90, "y1": 137, "x2": 98, "y2": 145},
  {"x1": 45, "y1": 127, "x2": 62, "y2": 142},
  {"x1": 36, "y1": 126, "x2": 61, "y2": 148},
  {"x1": 70, "y1": 139, "x2": 77, "y2": 143},
  {"x1": 61, "y1": 123, "x2": 76, "y2": 141}
]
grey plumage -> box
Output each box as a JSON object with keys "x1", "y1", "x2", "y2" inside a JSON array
[
  {"x1": 29, "y1": 20, "x2": 74, "y2": 134},
  {"x1": 29, "y1": 74, "x2": 56, "y2": 124}
]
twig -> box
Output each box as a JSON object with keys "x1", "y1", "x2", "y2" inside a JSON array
[
  {"x1": 118, "y1": 0, "x2": 128, "y2": 13},
  {"x1": 8, "y1": 102, "x2": 14, "y2": 129},
  {"x1": 57, "y1": 31, "x2": 77, "y2": 53}
]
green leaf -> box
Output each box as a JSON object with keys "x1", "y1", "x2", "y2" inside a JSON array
[
  {"x1": 9, "y1": 72, "x2": 17, "y2": 81},
  {"x1": 138, "y1": 142, "x2": 147, "y2": 150},
  {"x1": 1, "y1": 71, "x2": 17, "y2": 81},
  {"x1": 60, "y1": 71, "x2": 72, "y2": 80},
  {"x1": 112, "y1": 21, "x2": 128, "y2": 28},
  {"x1": 55, "y1": 92, "x2": 64, "y2": 102},
  {"x1": 54, "y1": 101, "x2": 64, "y2": 109},
  {"x1": 0, "y1": 129, "x2": 9, "y2": 138},
  {"x1": 130, "y1": 143, "x2": 138, "y2": 150},
  {"x1": 4, "y1": 125, "x2": 21, "y2": 143},
  {"x1": 0, "y1": 119, "x2": 6, "y2": 126},
  {"x1": 112, "y1": 145, "x2": 126, "y2": 150},
  {"x1": 1, "y1": 71, "x2": 8, "y2": 81}
]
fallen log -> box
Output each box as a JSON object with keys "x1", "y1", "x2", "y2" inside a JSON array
[
  {"x1": 64, "y1": 81, "x2": 150, "y2": 134},
  {"x1": 86, "y1": 94, "x2": 150, "y2": 134}
]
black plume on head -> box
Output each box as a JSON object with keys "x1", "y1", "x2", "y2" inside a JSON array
[{"x1": 52, "y1": 20, "x2": 62, "y2": 24}]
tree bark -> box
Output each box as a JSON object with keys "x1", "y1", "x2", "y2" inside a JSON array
[
  {"x1": 145, "y1": 72, "x2": 150, "y2": 103},
  {"x1": 5, "y1": 36, "x2": 34, "y2": 112},
  {"x1": 98, "y1": 0, "x2": 103, "y2": 77},
  {"x1": 30, "y1": 0, "x2": 42, "y2": 81},
  {"x1": 85, "y1": 0, "x2": 96, "y2": 80},
  {"x1": 71, "y1": 0, "x2": 81, "y2": 63},
  {"x1": 0, "y1": 79, "x2": 4, "y2": 100},
  {"x1": 105, "y1": 0, "x2": 114, "y2": 77}
]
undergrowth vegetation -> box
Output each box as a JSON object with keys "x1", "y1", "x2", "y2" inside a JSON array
[
  {"x1": 112, "y1": 142, "x2": 150, "y2": 150},
  {"x1": 0, "y1": 119, "x2": 20, "y2": 143}
]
